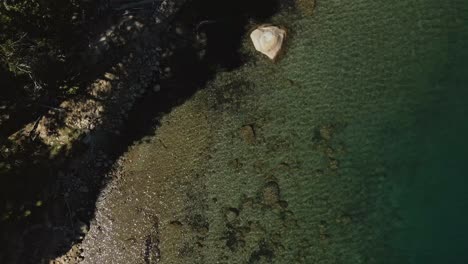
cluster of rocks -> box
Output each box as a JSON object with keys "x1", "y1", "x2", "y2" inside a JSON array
[{"x1": 312, "y1": 124, "x2": 346, "y2": 171}]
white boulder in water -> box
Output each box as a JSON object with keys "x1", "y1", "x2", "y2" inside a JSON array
[{"x1": 250, "y1": 25, "x2": 286, "y2": 60}]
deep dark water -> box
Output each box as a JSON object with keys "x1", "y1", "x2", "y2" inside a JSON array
[{"x1": 387, "y1": 66, "x2": 468, "y2": 263}]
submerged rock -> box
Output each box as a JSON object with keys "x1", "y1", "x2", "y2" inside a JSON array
[
  {"x1": 262, "y1": 181, "x2": 281, "y2": 206},
  {"x1": 240, "y1": 124, "x2": 257, "y2": 144}
]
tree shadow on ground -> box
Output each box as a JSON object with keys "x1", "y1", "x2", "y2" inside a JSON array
[{"x1": 0, "y1": 0, "x2": 284, "y2": 262}]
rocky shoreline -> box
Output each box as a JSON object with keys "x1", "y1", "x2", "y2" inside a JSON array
[{"x1": 0, "y1": 1, "x2": 187, "y2": 262}]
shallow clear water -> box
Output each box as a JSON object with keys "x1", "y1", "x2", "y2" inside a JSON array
[
  {"x1": 83, "y1": 0, "x2": 468, "y2": 263},
  {"x1": 216, "y1": 1, "x2": 468, "y2": 262}
]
